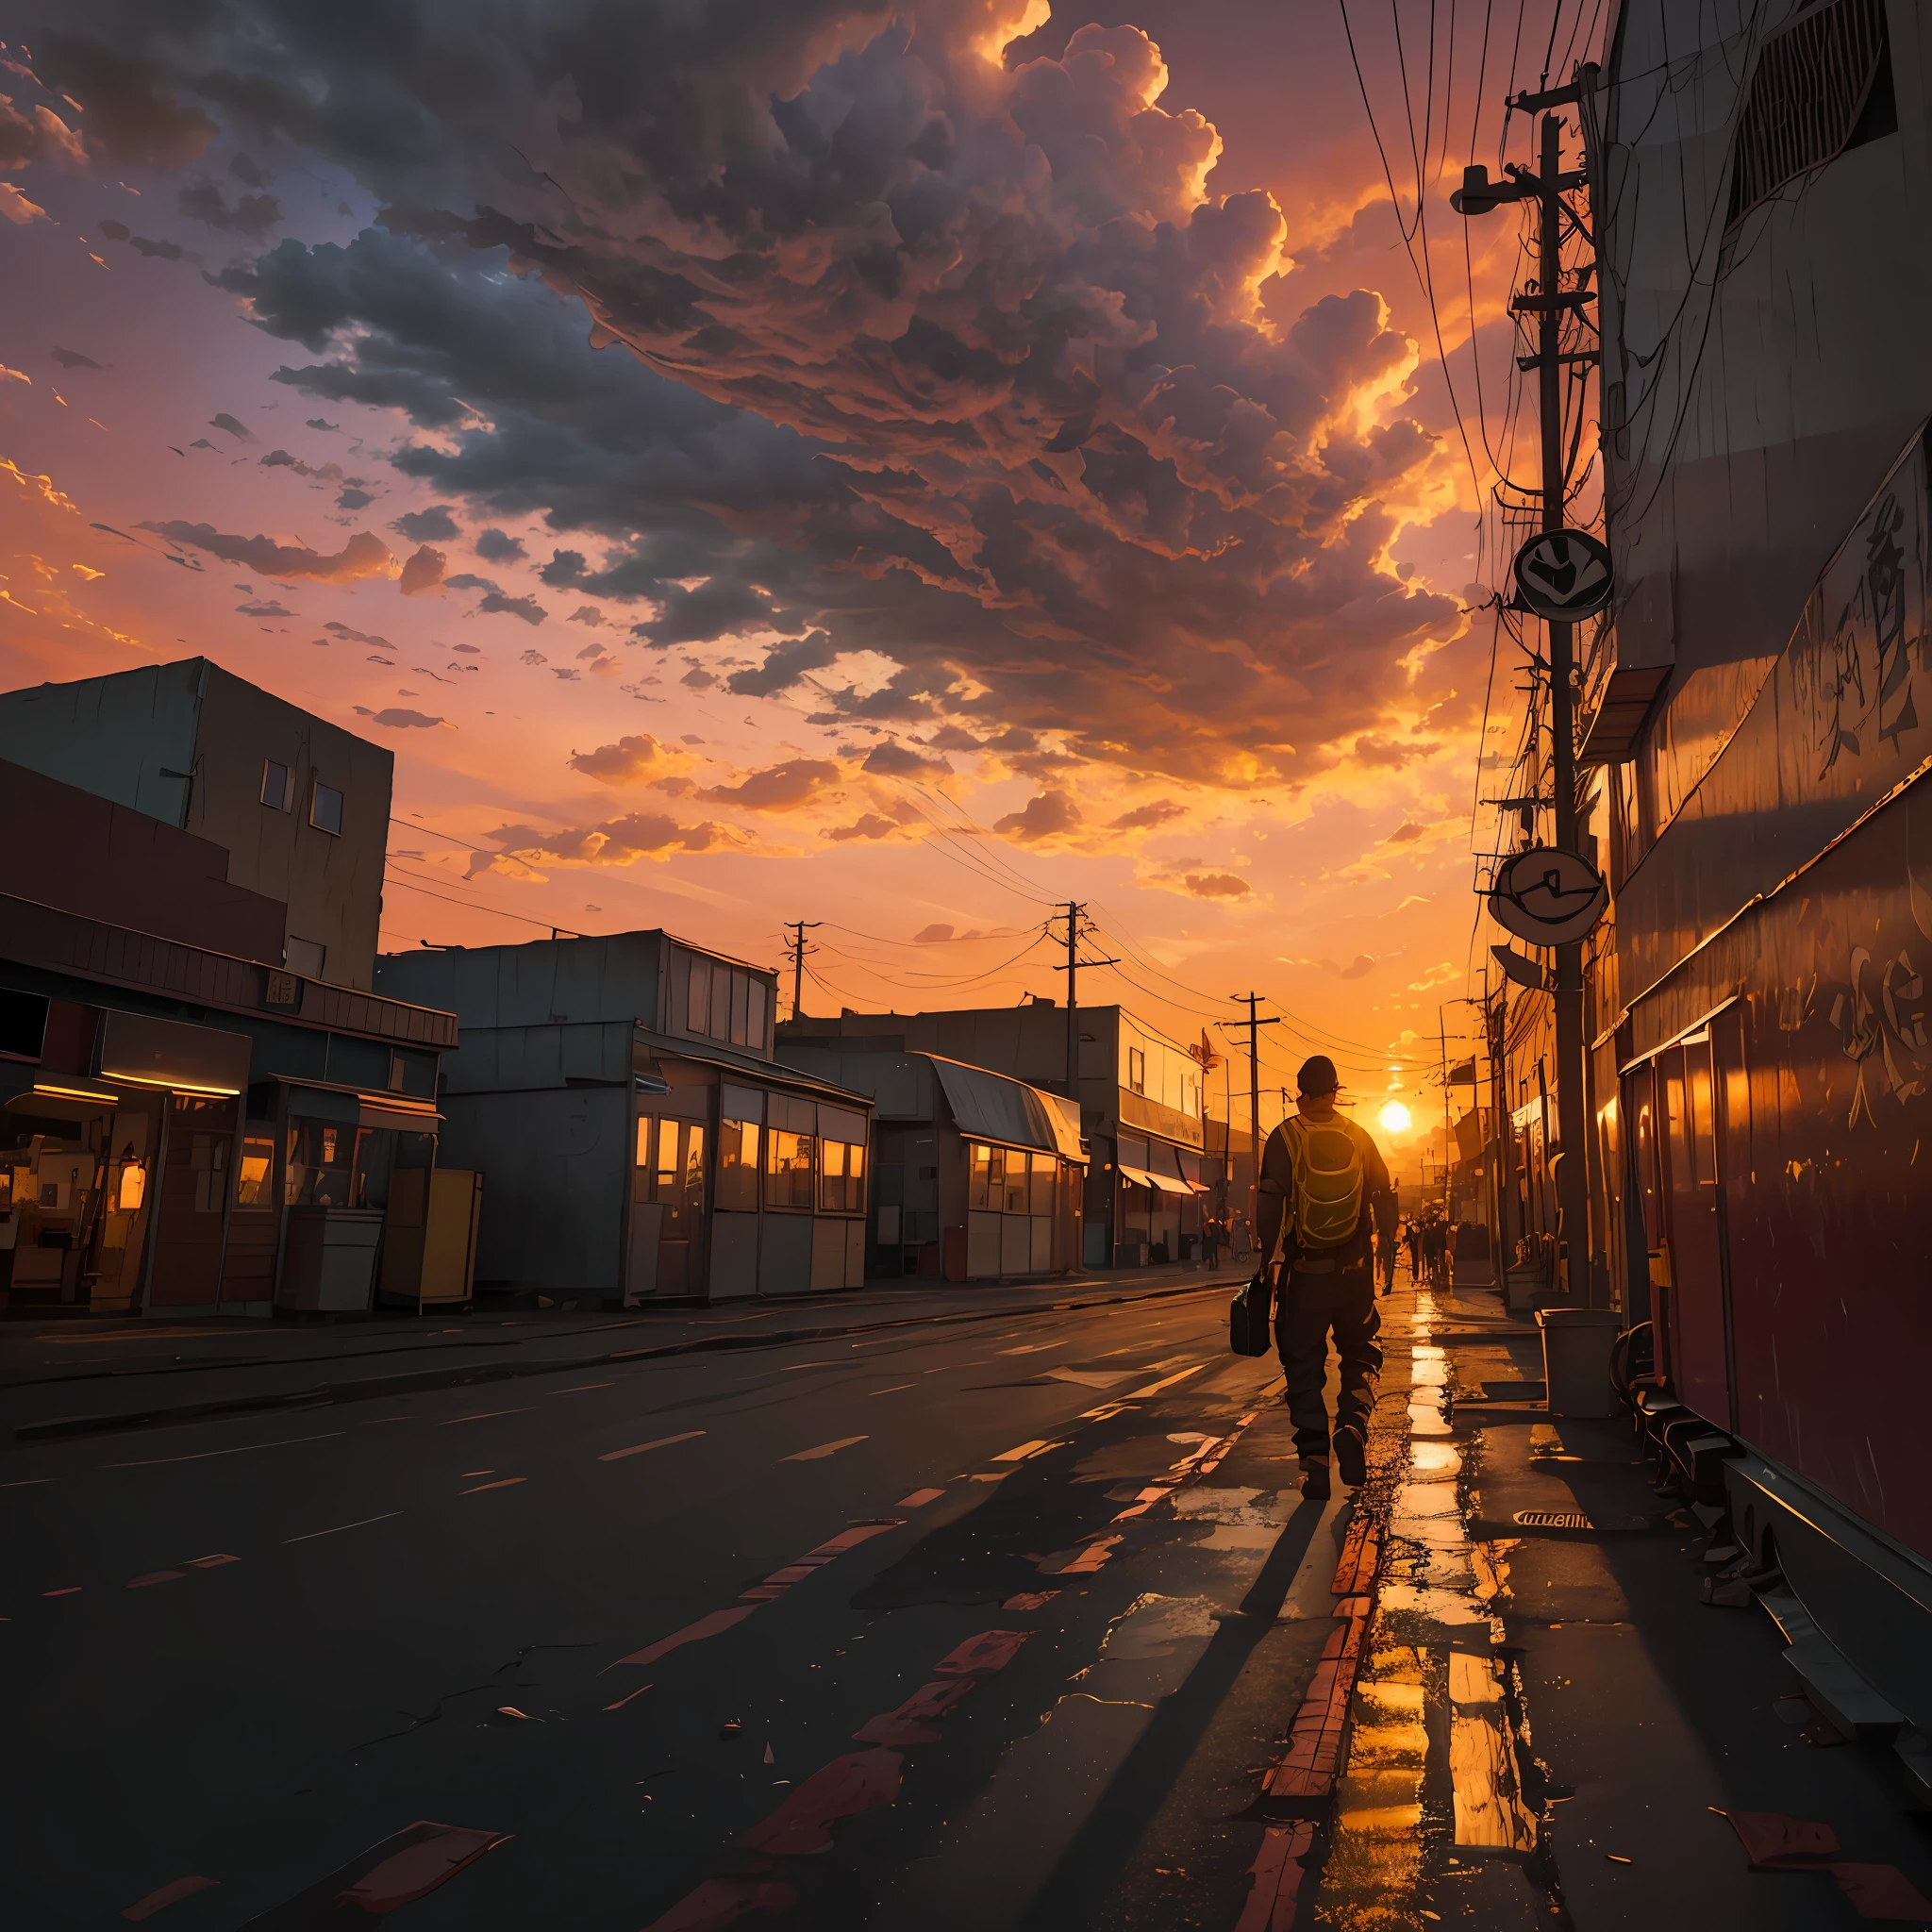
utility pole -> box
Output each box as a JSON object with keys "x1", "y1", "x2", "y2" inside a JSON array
[
  {"x1": 1221, "y1": 993, "x2": 1280, "y2": 1246},
  {"x1": 1056, "y1": 903, "x2": 1118, "y2": 1106},
  {"x1": 1454, "y1": 80, "x2": 1599, "y2": 1303},
  {"x1": 1440, "y1": 1009, "x2": 1454, "y2": 1215},
  {"x1": 784, "y1": 921, "x2": 822, "y2": 1022}
]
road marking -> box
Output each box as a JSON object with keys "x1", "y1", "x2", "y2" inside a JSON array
[
  {"x1": 283, "y1": 1511, "x2": 405, "y2": 1544},
  {"x1": 600, "y1": 1430, "x2": 706, "y2": 1462},
  {"x1": 1119, "y1": 1362, "x2": 1208, "y2": 1400},
  {"x1": 460, "y1": 1477, "x2": 525, "y2": 1494},
  {"x1": 782, "y1": 1436, "x2": 868, "y2": 1462},
  {"x1": 869, "y1": 1383, "x2": 915, "y2": 1395},
  {"x1": 441, "y1": 1407, "x2": 534, "y2": 1424},
  {"x1": 108, "y1": 1432, "x2": 343, "y2": 1469}
]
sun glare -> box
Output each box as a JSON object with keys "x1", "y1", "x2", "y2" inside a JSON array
[{"x1": 1377, "y1": 1102, "x2": 1412, "y2": 1134}]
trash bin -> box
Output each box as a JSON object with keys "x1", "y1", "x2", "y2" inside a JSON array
[{"x1": 1538, "y1": 1308, "x2": 1623, "y2": 1418}]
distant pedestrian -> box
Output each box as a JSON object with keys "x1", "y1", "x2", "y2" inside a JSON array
[
  {"x1": 1257, "y1": 1056, "x2": 1397, "y2": 1502},
  {"x1": 1404, "y1": 1219, "x2": 1421, "y2": 1282}
]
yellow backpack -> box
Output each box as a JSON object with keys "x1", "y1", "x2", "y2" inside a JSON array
[{"x1": 1283, "y1": 1116, "x2": 1365, "y2": 1250}]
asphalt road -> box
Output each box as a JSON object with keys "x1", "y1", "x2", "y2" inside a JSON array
[{"x1": 0, "y1": 1285, "x2": 1337, "y2": 1931}]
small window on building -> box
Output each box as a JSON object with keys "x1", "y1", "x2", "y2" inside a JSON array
[
  {"x1": 261, "y1": 759, "x2": 292, "y2": 810},
  {"x1": 236, "y1": 1138, "x2": 275, "y2": 1208},
  {"x1": 718, "y1": 1117, "x2": 761, "y2": 1210},
  {"x1": 969, "y1": 1141, "x2": 995, "y2": 1210},
  {"x1": 1030, "y1": 1151, "x2": 1058, "y2": 1213},
  {"x1": 820, "y1": 1137, "x2": 866, "y2": 1214},
  {"x1": 687, "y1": 958, "x2": 711, "y2": 1035},
  {"x1": 766, "y1": 1125, "x2": 815, "y2": 1208},
  {"x1": 287, "y1": 937, "x2": 326, "y2": 978},
  {"x1": 1002, "y1": 1151, "x2": 1027, "y2": 1214},
  {"x1": 1725, "y1": 0, "x2": 1894, "y2": 230},
  {"x1": 746, "y1": 978, "x2": 769, "y2": 1051},
  {"x1": 1127, "y1": 1047, "x2": 1146, "y2": 1095},
  {"x1": 309, "y1": 778, "x2": 343, "y2": 835}
]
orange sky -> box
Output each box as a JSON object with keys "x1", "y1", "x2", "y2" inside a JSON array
[{"x1": 0, "y1": 0, "x2": 1602, "y2": 1157}]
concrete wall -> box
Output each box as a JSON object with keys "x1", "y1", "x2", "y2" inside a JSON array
[
  {"x1": 376, "y1": 932, "x2": 665, "y2": 1030},
  {"x1": 191, "y1": 665, "x2": 391, "y2": 991},
  {"x1": 0, "y1": 658, "x2": 200, "y2": 824},
  {"x1": 0, "y1": 758, "x2": 286, "y2": 963},
  {"x1": 436, "y1": 1084, "x2": 627, "y2": 1293}
]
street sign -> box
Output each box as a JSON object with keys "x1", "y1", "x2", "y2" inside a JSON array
[
  {"x1": 1491, "y1": 942, "x2": 1552, "y2": 991},
  {"x1": 1489, "y1": 845, "x2": 1609, "y2": 946},
  {"x1": 1511, "y1": 528, "x2": 1613, "y2": 623}
]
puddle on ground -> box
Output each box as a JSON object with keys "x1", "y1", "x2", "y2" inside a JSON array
[{"x1": 1093, "y1": 1592, "x2": 1218, "y2": 1661}]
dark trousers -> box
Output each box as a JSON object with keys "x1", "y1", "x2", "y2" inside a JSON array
[{"x1": 1274, "y1": 1271, "x2": 1382, "y2": 1461}]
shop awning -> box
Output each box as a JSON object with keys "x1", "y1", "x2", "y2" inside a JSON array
[
  {"x1": 281, "y1": 1078, "x2": 442, "y2": 1130},
  {"x1": 929, "y1": 1055, "x2": 1088, "y2": 1163},
  {"x1": 1119, "y1": 1163, "x2": 1192, "y2": 1195}
]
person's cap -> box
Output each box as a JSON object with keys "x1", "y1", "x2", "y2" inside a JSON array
[{"x1": 1296, "y1": 1054, "x2": 1341, "y2": 1096}]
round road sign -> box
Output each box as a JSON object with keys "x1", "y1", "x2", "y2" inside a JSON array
[
  {"x1": 1488, "y1": 845, "x2": 1609, "y2": 946},
  {"x1": 1511, "y1": 528, "x2": 1613, "y2": 623}
]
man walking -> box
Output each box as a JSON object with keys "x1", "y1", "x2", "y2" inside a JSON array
[{"x1": 1257, "y1": 1056, "x2": 1398, "y2": 1501}]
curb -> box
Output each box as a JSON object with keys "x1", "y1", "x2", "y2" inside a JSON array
[{"x1": 14, "y1": 1274, "x2": 1243, "y2": 1445}]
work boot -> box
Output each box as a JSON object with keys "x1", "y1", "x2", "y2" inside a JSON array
[
  {"x1": 1335, "y1": 1429, "x2": 1367, "y2": 1489},
  {"x1": 1301, "y1": 1458, "x2": 1332, "y2": 1502}
]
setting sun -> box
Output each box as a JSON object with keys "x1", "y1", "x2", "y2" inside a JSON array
[{"x1": 1377, "y1": 1102, "x2": 1412, "y2": 1135}]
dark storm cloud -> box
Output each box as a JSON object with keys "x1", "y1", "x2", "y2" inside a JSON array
[
  {"x1": 178, "y1": 175, "x2": 279, "y2": 237},
  {"x1": 392, "y1": 505, "x2": 460, "y2": 543},
  {"x1": 34, "y1": 0, "x2": 1463, "y2": 786},
  {"x1": 475, "y1": 527, "x2": 525, "y2": 562},
  {"x1": 52, "y1": 347, "x2": 103, "y2": 370}
]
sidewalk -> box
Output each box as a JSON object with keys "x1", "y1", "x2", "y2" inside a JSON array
[{"x1": 0, "y1": 1257, "x2": 1243, "y2": 1444}]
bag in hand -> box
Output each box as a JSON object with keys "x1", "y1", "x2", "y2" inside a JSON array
[{"x1": 1229, "y1": 1268, "x2": 1274, "y2": 1356}]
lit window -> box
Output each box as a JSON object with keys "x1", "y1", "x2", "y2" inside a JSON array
[
  {"x1": 260, "y1": 759, "x2": 291, "y2": 810},
  {"x1": 820, "y1": 1139, "x2": 866, "y2": 1213},
  {"x1": 1128, "y1": 1047, "x2": 1146, "y2": 1095},
  {"x1": 765, "y1": 1128, "x2": 815, "y2": 1208},
  {"x1": 309, "y1": 779, "x2": 343, "y2": 835},
  {"x1": 970, "y1": 1141, "x2": 994, "y2": 1210},
  {"x1": 236, "y1": 1139, "x2": 275, "y2": 1208},
  {"x1": 718, "y1": 1119, "x2": 761, "y2": 1210}
]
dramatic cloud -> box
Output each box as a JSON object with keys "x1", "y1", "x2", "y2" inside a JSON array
[
  {"x1": 139, "y1": 521, "x2": 395, "y2": 583},
  {"x1": 567, "y1": 734, "x2": 689, "y2": 785},
  {"x1": 474, "y1": 528, "x2": 525, "y2": 562},
  {"x1": 1109, "y1": 799, "x2": 1186, "y2": 832},
  {"x1": 207, "y1": 411, "x2": 254, "y2": 442},
  {"x1": 696, "y1": 758, "x2": 841, "y2": 813},
  {"x1": 393, "y1": 505, "x2": 460, "y2": 543},
  {"x1": 398, "y1": 543, "x2": 446, "y2": 595},
  {"x1": 0, "y1": 91, "x2": 86, "y2": 172},
  {"x1": 354, "y1": 706, "x2": 445, "y2": 728},
  {"x1": 236, "y1": 598, "x2": 294, "y2": 617},
  {"x1": 32, "y1": 0, "x2": 1466, "y2": 791},
  {"x1": 178, "y1": 175, "x2": 278, "y2": 237},
  {"x1": 95, "y1": 217, "x2": 192, "y2": 260},
  {"x1": 1180, "y1": 872, "x2": 1252, "y2": 899},
  {"x1": 260, "y1": 448, "x2": 344, "y2": 484},
  {"x1": 323, "y1": 620, "x2": 391, "y2": 648},
  {"x1": 861, "y1": 741, "x2": 952, "y2": 779},
  {"x1": 482, "y1": 812, "x2": 739, "y2": 868},
  {"x1": 51, "y1": 347, "x2": 103, "y2": 371},
  {"x1": 1385, "y1": 821, "x2": 1425, "y2": 842},
  {"x1": 994, "y1": 790, "x2": 1083, "y2": 843}
]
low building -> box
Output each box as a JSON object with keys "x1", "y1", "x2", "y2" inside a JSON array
[
  {"x1": 0, "y1": 657, "x2": 393, "y2": 989},
  {"x1": 0, "y1": 760, "x2": 455, "y2": 1315},
  {"x1": 774, "y1": 1042, "x2": 1085, "y2": 1281},
  {"x1": 776, "y1": 1000, "x2": 1214, "y2": 1267},
  {"x1": 375, "y1": 934, "x2": 874, "y2": 1302}
]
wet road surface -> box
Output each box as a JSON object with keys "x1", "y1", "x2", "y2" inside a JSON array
[{"x1": 8, "y1": 1276, "x2": 1932, "y2": 1930}]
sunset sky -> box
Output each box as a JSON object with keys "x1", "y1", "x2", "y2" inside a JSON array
[{"x1": 0, "y1": 0, "x2": 1601, "y2": 1153}]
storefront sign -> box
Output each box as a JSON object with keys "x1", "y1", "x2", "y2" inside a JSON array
[{"x1": 96, "y1": 1009, "x2": 251, "y2": 1096}]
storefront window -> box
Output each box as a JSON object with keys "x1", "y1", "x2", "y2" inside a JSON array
[
  {"x1": 821, "y1": 1138, "x2": 865, "y2": 1213},
  {"x1": 1003, "y1": 1150, "x2": 1027, "y2": 1214},
  {"x1": 766, "y1": 1128, "x2": 814, "y2": 1208},
  {"x1": 1030, "y1": 1151, "x2": 1057, "y2": 1211},
  {"x1": 286, "y1": 1117, "x2": 353, "y2": 1207},
  {"x1": 236, "y1": 1138, "x2": 275, "y2": 1208},
  {"x1": 718, "y1": 1118, "x2": 761, "y2": 1210}
]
